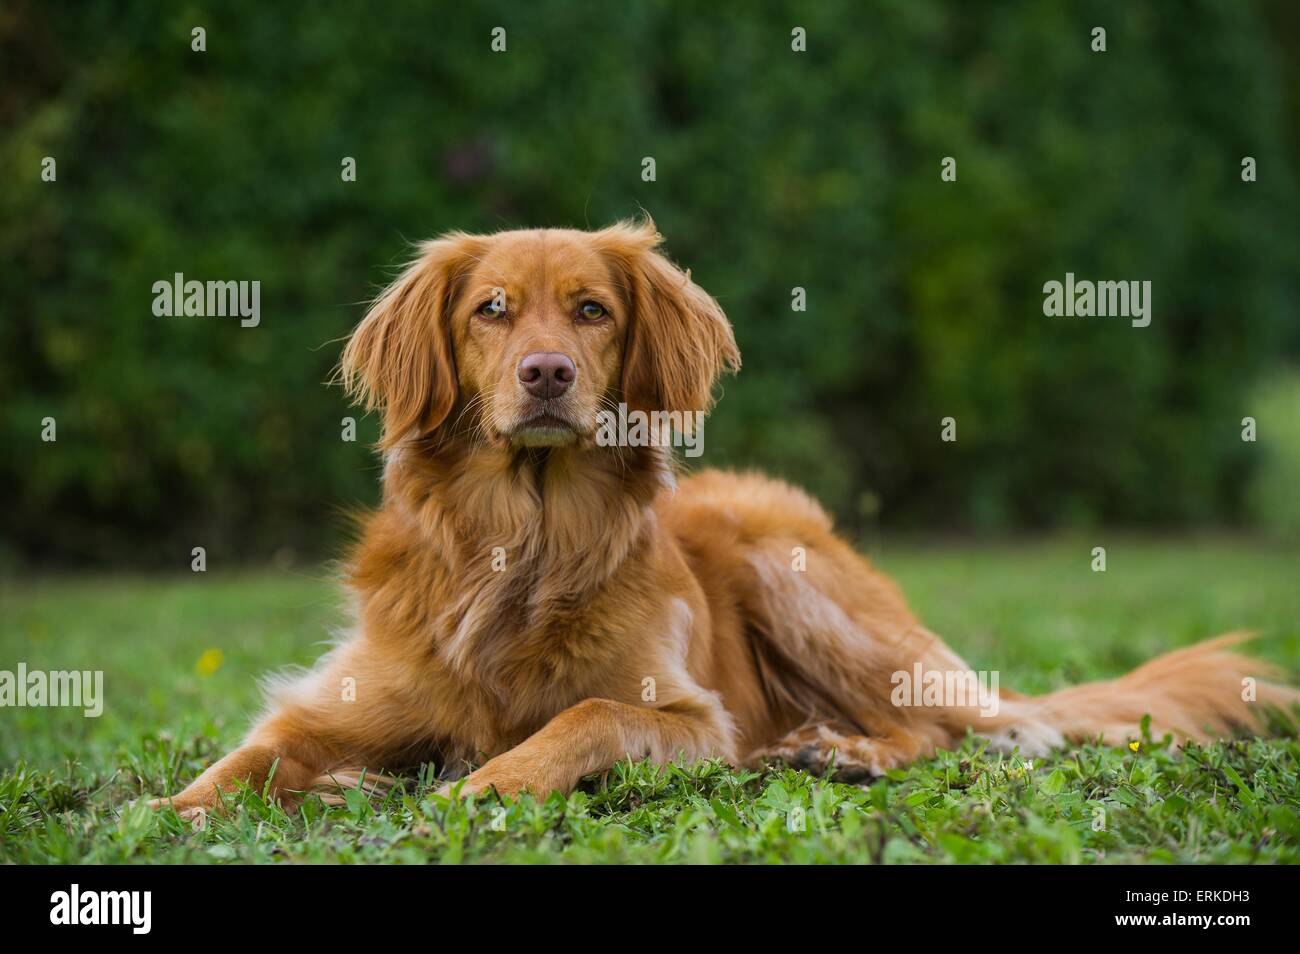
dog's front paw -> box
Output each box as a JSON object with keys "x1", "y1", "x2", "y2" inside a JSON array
[
  {"x1": 438, "y1": 757, "x2": 539, "y2": 800},
  {"x1": 143, "y1": 795, "x2": 212, "y2": 829}
]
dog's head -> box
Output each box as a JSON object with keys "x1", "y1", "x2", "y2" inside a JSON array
[{"x1": 339, "y1": 220, "x2": 740, "y2": 452}]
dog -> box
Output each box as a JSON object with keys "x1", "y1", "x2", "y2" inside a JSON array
[{"x1": 149, "y1": 220, "x2": 1298, "y2": 817}]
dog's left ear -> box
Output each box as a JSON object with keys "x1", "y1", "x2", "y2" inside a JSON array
[
  {"x1": 597, "y1": 220, "x2": 741, "y2": 419},
  {"x1": 338, "y1": 233, "x2": 482, "y2": 450}
]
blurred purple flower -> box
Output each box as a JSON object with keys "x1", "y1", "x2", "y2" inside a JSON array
[{"x1": 442, "y1": 138, "x2": 495, "y2": 184}]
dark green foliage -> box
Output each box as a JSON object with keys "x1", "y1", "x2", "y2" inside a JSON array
[{"x1": 2, "y1": 1, "x2": 1297, "y2": 565}]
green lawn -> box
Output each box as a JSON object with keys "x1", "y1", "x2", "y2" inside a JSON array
[{"x1": 2, "y1": 537, "x2": 1299, "y2": 864}]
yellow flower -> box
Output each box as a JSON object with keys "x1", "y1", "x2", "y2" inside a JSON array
[
  {"x1": 1128, "y1": 740, "x2": 1140, "y2": 752},
  {"x1": 196, "y1": 648, "x2": 224, "y2": 677}
]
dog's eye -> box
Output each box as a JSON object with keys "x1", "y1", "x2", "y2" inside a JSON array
[
  {"x1": 578, "y1": 301, "x2": 606, "y2": 321},
  {"x1": 477, "y1": 300, "x2": 507, "y2": 320}
]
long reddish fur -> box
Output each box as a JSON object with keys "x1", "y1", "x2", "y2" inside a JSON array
[{"x1": 152, "y1": 221, "x2": 1298, "y2": 816}]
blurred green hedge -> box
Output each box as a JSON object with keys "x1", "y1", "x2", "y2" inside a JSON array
[{"x1": 2, "y1": 0, "x2": 1298, "y2": 566}]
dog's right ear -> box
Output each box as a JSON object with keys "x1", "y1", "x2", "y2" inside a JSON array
[{"x1": 339, "y1": 233, "x2": 482, "y2": 450}]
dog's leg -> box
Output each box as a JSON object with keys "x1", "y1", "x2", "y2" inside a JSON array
[
  {"x1": 146, "y1": 644, "x2": 425, "y2": 821},
  {"x1": 741, "y1": 537, "x2": 986, "y2": 753},
  {"x1": 449, "y1": 696, "x2": 735, "y2": 798},
  {"x1": 145, "y1": 712, "x2": 335, "y2": 822},
  {"x1": 146, "y1": 746, "x2": 315, "y2": 822}
]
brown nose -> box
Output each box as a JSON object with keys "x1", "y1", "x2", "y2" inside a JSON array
[{"x1": 517, "y1": 351, "x2": 576, "y2": 399}]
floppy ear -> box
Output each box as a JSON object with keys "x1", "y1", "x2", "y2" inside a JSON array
[
  {"x1": 338, "y1": 234, "x2": 481, "y2": 450},
  {"x1": 597, "y1": 219, "x2": 741, "y2": 419}
]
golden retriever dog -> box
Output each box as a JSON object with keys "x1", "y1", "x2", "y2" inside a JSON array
[{"x1": 150, "y1": 220, "x2": 1297, "y2": 818}]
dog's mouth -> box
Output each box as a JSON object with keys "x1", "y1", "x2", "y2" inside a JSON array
[{"x1": 506, "y1": 408, "x2": 581, "y2": 448}]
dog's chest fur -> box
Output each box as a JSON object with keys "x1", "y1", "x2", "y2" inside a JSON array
[{"x1": 351, "y1": 442, "x2": 671, "y2": 755}]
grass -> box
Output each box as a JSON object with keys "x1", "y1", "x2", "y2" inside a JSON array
[{"x1": 1, "y1": 536, "x2": 1298, "y2": 864}]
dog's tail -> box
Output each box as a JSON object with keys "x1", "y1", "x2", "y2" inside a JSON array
[{"x1": 972, "y1": 632, "x2": 1300, "y2": 753}]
